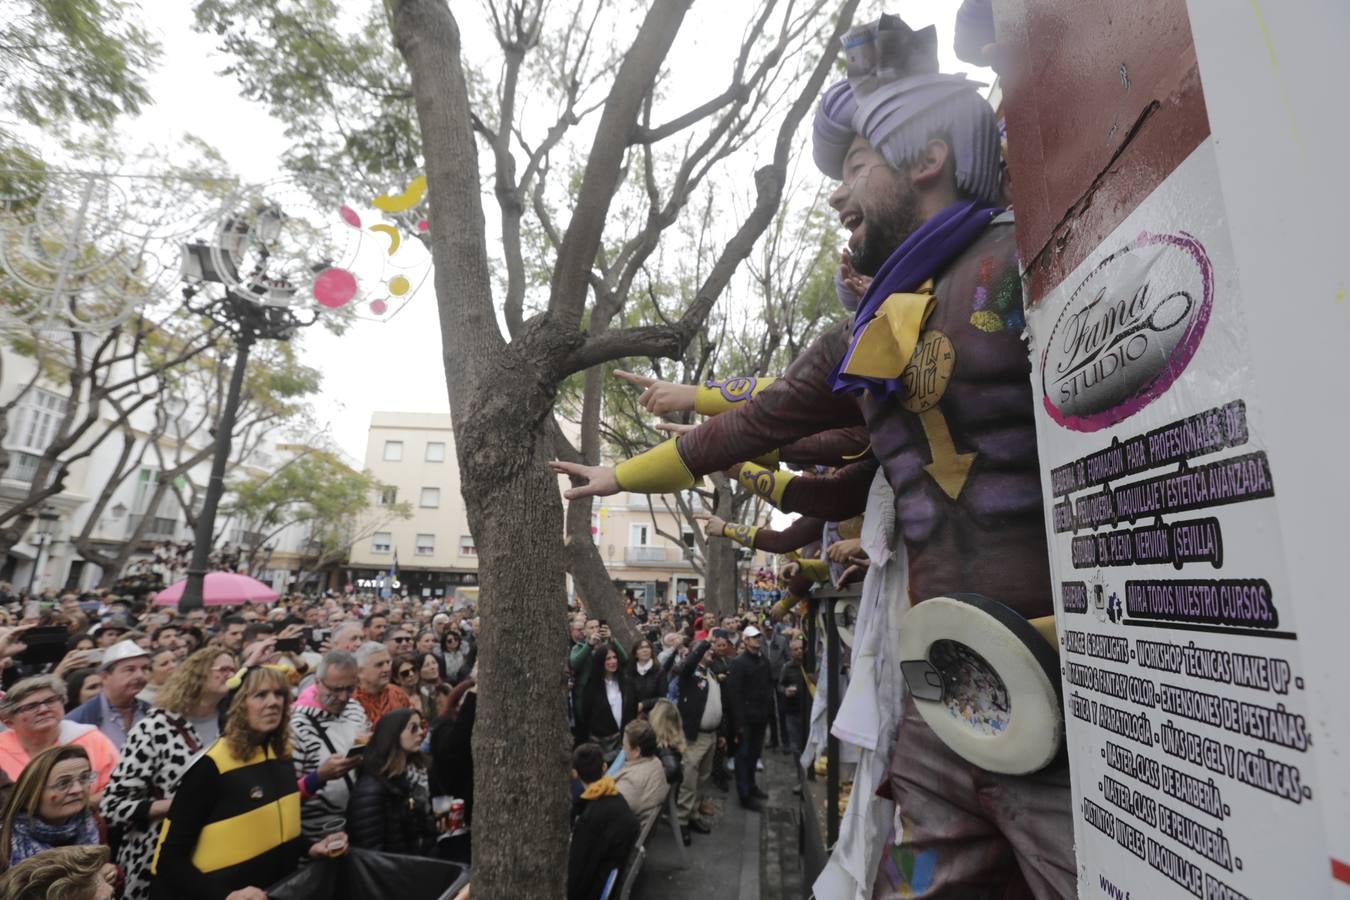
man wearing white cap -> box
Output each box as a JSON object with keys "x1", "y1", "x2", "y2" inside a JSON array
[
  {"x1": 65, "y1": 639, "x2": 152, "y2": 750},
  {"x1": 726, "y1": 625, "x2": 773, "y2": 811}
]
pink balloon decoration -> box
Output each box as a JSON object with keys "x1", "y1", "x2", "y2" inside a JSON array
[
  {"x1": 339, "y1": 206, "x2": 361, "y2": 228},
  {"x1": 370, "y1": 299, "x2": 388, "y2": 315},
  {"x1": 312, "y1": 268, "x2": 358, "y2": 308}
]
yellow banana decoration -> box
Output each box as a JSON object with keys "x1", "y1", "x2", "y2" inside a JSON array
[
  {"x1": 372, "y1": 175, "x2": 426, "y2": 214},
  {"x1": 368, "y1": 223, "x2": 401, "y2": 256}
]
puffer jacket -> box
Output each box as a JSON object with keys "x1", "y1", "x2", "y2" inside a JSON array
[{"x1": 346, "y1": 768, "x2": 435, "y2": 855}]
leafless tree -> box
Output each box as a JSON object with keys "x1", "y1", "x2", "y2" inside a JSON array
[{"x1": 388, "y1": 0, "x2": 859, "y2": 895}]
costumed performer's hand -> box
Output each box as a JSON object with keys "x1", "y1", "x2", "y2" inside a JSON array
[
  {"x1": 825, "y1": 538, "x2": 864, "y2": 564},
  {"x1": 613, "y1": 370, "x2": 697, "y2": 416},
  {"x1": 654, "y1": 422, "x2": 696, "y2": 436},
  {"x1": 779, "y1": 561, "x2": 801, "y2": 582},
  {"x1": 695, "y1": 514, "x2": 727, "y2": 538},
  {"x1": 549, "y1": 461, "x2": 620, "y2": 500},
  {"x1": 834, "y1": 557, "x2": 871, "y2": 589}
]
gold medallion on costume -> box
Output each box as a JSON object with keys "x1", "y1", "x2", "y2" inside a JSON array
[
  {"x1": 900, "y1": 330, "x2": 955, "y2": 412},
  {"x1": 901, "y1": 331, "x2": 977, "y2": 500}
]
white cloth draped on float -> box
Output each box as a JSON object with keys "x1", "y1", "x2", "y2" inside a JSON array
[{"x1": 814, "y1": 469, "x2": 909, "y2": 900}]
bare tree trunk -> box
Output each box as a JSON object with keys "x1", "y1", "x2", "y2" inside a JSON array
[
  {"x1": 393, "y1": 3, "x2": 578, "y2": 896},
  {"x1": 560, "y1": 363, "x2": 639, "y2": 648},
  {"x1": 562, "y1": 508, "x2": 639, "y2": 649},
  {"x1": 392, "y1": 1, "x2": 857, "y2": 894},
  {"x1": 703, "y1": 484, "x2": 739, "y2": 620}
]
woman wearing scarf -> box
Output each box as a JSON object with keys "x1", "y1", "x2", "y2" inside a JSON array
[
  {"x1": 0, "y1": 746, "x2": 102, "y2": 870},
  {"x1": 567, "y1": 743, "x2": 638, "y2": 900}
]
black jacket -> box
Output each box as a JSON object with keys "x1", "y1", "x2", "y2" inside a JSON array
[
  {"x1": 629, "y1": 661, "x2": 666, "y2": 706},
  {"x1": 728, "y1": 650, "x2": 774, "y2": 730},
  {"x1": 778, "y1": 660, "x2": 807, "y2": 714},
  {"x1": 583, "y1": 651, "x2": 637, "y2": 739},
  {"x1": 346, "y1": 770, "x2": 435, "y2": 855},
  {"x1": 657, "y1": 746, "x2": 683, "y2": 787},
  {"x1": 674, "y1": 641, "x2": 719, "y2": 743},
  {"x1": 567, "y1": 792, "x2": 639, "y2": 900},
  {"x1": 429, "y1": 692, "x2": 475, "y2": 824}
]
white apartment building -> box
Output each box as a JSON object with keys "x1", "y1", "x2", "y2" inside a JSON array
[
  {"x1": 346, "y1": 411, "x2": 772, "y2": 605},
  {"x1": 0, "y1": 340, "x2": 314, "y2": 594}
]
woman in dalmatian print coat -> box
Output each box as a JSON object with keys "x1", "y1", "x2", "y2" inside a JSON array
[{"x1": 100, "y1": 648, "x2": 236, "y2": 900}]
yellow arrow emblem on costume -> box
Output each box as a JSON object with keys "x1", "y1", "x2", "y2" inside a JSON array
[{"x1": 919, "y1": 407, "x2": 976, "y2": 500}]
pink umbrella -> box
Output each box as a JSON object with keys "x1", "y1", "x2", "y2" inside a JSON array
[{"x1": 153, "y1": 572, "x2": 280, "y2": 607}]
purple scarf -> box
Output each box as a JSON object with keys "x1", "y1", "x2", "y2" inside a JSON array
[{"x1": 829, "y1": 199, "x2": 1002, "y2": 396}]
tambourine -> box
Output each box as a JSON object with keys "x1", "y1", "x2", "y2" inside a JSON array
[{"x1": 898, "y1": 594, "x2": 1062, "y2": 775}]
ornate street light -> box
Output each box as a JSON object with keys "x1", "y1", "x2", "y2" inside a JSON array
[{"x1": 176, "y1": 203, "x2": 321, "y2": 612}]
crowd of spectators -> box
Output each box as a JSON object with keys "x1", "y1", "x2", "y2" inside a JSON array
[
  {"x1": 563, "y1": 594, "x2": 808, "y2": 899},
  {"x1": 0, "y1": 585, "x2": 481, "y2": 899},
  {"x1": 0, "y1": 581, "x2": 810, "y2": 899}
]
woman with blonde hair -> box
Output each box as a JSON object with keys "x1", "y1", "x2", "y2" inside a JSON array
[
  {"x1": 148, "y1": 666, "x2": 344, "y2": 900},
  {"x1": 0, "y1": 845, "x2": 114, "y2": 900},
  {"x1": 0, "y1": 746, "x2": 102, "y2": 869},
  {"x1": 646, "y1": 698, "x2": 686, "y2": 788},
  {"x1": 100, "y1": 647, "x2": 236, "y2": 900}
]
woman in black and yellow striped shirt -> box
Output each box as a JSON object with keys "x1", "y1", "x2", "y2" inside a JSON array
[{"x1": 149, "y1": 666, "x2": 348, "y2": 900}]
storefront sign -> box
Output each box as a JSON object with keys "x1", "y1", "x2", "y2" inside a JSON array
[{"x1": 1029, "y1": 143, "x2": 1335, "y2": 899}]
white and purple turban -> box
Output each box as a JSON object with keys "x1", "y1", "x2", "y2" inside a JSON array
[{"x1": 812, "y1": 14, "x2": 1002, "y2": 207}]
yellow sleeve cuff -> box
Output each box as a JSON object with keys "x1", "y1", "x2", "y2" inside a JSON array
[
  {"x1": 840, "y1": 282, "x2": 934, "y2": 379},
  {"x1": 721, "y1": 523, "x2": 759, "y2": 548},
  {"x1": 748, "y1": 449, "x2": 780, "y2": 469},
  {"x1": 694, "y1": 376, "x2": 777, "y2": 415},
  {"x1": 737, "y1": 461, "x2": 792, "y2": 507},
  {"x1": 798, "y1": 558, "x2": 830, "y2": 582},
  {"x1": 615, "y1": 439, "x2": 697, "y2": 493}
]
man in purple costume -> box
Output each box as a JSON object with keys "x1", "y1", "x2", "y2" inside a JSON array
[{"x1": 552, "y1": 14, "x2": 1073, "y2": 898}]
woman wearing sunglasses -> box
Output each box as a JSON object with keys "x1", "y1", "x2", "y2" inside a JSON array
[
  {"x1": 0, "y1": 746, "x2": 104, "y2": 870},
  {"x1": 346, "y1": 708, "x2": 437, "y2": 856}
]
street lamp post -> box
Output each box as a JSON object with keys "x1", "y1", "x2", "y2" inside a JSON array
[
  {"x1": 26, "y1": 505, "x2": 60, "y2": 595},
  {"x1": 176, "y1": 206, "x2": 319, "y2": 612}
]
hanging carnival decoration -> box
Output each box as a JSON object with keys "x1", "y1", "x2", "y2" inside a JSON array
[{"x1": 0, "y1": 167, "x2": 433, "y2": 333}]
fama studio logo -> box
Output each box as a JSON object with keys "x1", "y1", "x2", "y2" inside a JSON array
[{"x1": 1041, "y1": 231, "x2": 1213, "y2": 432}]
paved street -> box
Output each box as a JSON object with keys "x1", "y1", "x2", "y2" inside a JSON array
[{"x1": 634, "y1": 748, "x2": 801, "y2": 900}]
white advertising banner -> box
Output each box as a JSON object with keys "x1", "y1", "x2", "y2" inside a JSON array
[{"x1": 1027, "y1": 139, "x2": 1337, "y2": 899}]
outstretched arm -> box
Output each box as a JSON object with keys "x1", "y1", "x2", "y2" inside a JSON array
[
  {"x1": 552, "y1": 322, "x2": 859, "y2": 499},
  {"x1": 701, "y1": 514, "x2": 827, "y2": 555}
]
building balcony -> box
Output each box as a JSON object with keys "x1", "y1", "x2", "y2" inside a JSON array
[
  {"x1": 2, "y1": 451, "x2": 40, "y2": 484},
  {"x1": 127, "y1": 514, "x2": 178, "y2": 541},
  {"x1": 623, "y1": 544, "x2": 692, "y2": 566}
]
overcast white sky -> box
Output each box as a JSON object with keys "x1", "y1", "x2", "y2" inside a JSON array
[{"x1": 120, "y1": 1, "x2": 989, "y2": 462}]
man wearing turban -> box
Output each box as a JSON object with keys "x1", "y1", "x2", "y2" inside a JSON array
[{"x1": 552, "y1": 14, "x2": 1073, "y2": 898}]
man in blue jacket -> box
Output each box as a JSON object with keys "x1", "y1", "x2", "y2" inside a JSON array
[{"x1": 65, "y1": 639, "x2": 151, "y2": 750}]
